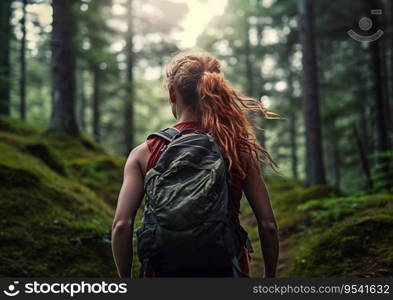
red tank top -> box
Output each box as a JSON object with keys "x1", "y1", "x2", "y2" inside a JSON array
[{"x1": 145, "y1": 120, "x2": 250, "y2": 277}]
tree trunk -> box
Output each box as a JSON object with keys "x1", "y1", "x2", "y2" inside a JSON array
[
  {"x1": 124, "y1": 0, "x2": 135, "y2": 155},
  {"x1": 47, "y1": 0, "x2": 79, "y2": 136},
  {"x1": 367, "y1": 0, "x2": 390, "y2": 179},
  {"x1": 387, "y1": 0, "x2": 393, "y2": 136},
  {"x1": 353, "y1": 125, "x2": 373, "y2": 189},
  {"x1": 298, "y1": 0, "x2": 326, "y2": 185},
  {"x1": 244, "y1": 15, "x2": 254, "y2": 98},
  {"x1": 289, "y1": 112, "x2": 298, "y2": 180},
  {"x1": 245, "y1": 9, "x2": 266, "y2": 160},
  {"x1": 20, "y1": 0, "x2": 27, "y2": 121},
  {"x1": 0, "y1": 0, "x2": 12, "y2": 116},
  {"x1": 370, "y1": 40, "x2": 390, "y2": 173},
  {"x1": 332, "y1": 139, "x2": 340, "y2": 188},
  {"x1": 255, "y1": 0, "x2": 266, "y2": 151},
  {"x1": 92, "y1": 68, "x2": 101, "y2": 142},
  {"x1": 287, "y1": 72, "x2": 298, "y2": 180},
  {"x1": 379, "y1": 14, "x2": 391, "y2": 149},
  {"x1": 353, "y1": 41, "x2": 374, "y2": 179},
  {"x1": 76, "y1": 69, "x2": 86, "y2": 131},
  {"x1": 329, "y1": 121, "x2": 340, "y2": 188}
]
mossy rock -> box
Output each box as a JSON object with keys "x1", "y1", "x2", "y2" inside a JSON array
[
  {"x1": 80, "y1": 134, "x2": 105, "y2": 151},
  {"x1": 0, "y1": 163, "x2": 117, "y2": 276},
  {"x1": 69, "y1": 156, "x2": 124, "y2": 207},
  {"x1": 264, "y1": 174, "x2": 302, "y2": 194},
  {"x1": 24, "y1": 142, "x2": 67, "y2": 176},
  {"x1": 272, "y1": 185, "x2": 342, "y2": 236},
  {"x1": 0, "y1": 116, "x2": 41, "y2": 135},
  {"x1": 240, "y1": 170, "x2": 392, "y2": 278},
  {"x1": 283, "y1": 202, "x2": 393, "y2": 277},
  {"x1": 0, "y1": 118, "x2": 130, "y2": 277},
  {"x1": 0, "y1": 164, "x2": 41, "y2": 187},
  {"x1": 0, "y1": 139, "x2": 119, "y2": 276},
  {"x1": 297, "y1": 193, "x2": 393, "y2": 226}
]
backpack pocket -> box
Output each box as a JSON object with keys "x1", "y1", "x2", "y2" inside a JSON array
[
  {"x1": 136, "y1": 222, "x2": 158, "y2": 261},
  {"x1": 153, "y1": 160, "x2": 224, "y2": 231}
]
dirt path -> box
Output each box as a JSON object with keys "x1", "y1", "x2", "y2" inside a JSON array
[{"x1": 241, "y1": 214, "x2": 293, "y2": 278}]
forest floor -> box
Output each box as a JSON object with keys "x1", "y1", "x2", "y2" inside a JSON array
[
  {"x1": 240, "y1": 199, "x2": 303, "y2": 277},
  {"x1": 240, "y1": 174, "x2": 393, "y2": 277},
  {"x1": 0, "y1": 117, "x2": 123, "y2": 276},
  {"x1": 1, "y1": 116, "x2": 392, "y2": 277},
  {"x1": 239, "y1": 175, "x2": 304, "y2": 277}
]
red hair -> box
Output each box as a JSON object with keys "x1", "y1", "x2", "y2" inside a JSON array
[{"x1": 165, "y1": 50, "x2": 281, "y2": 179}]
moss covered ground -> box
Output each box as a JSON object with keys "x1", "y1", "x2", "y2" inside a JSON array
[
  {"x1": 240, "y1": 172, "x2": 393, "y2": 277},
  {"x1": 1, "y1": 116, "x2": 391, "y2": 277},
  {"x1": 0, "y1": 117, "x2": 125, "y2": 276}
]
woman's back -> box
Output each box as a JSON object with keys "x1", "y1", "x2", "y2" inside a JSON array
[
  {"x1": 142, "y1": 120, "x2": 250, "y2": 277},
  {"x1": 146, "y1": 121, "x2": 243, "y2": 220},
  {"x1": 111, "y1": 50, "x2": 279, "y2": 278}
]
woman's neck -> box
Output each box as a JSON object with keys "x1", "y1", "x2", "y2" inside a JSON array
[
  {"x1": 175, "y1": 114, "x2": 200, "y2": 125},
  {"x1": 175, "y1": 104, "x2": 201, "y2": 125},
  {"x1": 175, "y1": 119, "x2": 198, "y2": 125}
]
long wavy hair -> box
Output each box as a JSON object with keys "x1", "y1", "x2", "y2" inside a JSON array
[{"x1": 164, "y1": 50, "x2": 281, "y2": 180}]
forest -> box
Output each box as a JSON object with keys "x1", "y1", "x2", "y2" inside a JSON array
[{"x1": 0, "y1": 0, "x2": 392, "y2": 277}]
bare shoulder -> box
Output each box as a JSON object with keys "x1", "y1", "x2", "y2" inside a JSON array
[{"x1": 124, "y1": 142, "x2": 150, "y2": 176}]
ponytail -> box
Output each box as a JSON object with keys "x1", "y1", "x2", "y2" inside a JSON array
[
  {"x1": 165, "y1": 50, "x2": 281, "y2": 180},
  {"x1": 196, "y1": 71, "x2": 280, "y2": 179}
]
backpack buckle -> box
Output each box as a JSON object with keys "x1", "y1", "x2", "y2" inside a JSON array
[{"x1": 160, "y1": 144, "x2": 168, "y2": 152}]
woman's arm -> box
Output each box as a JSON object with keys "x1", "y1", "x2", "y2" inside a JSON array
[
  {"x1": 243, "y1": 155, "x2": 279, "y2": 278},
  {"x1": 111, "y1": 143, "x2": 146, "y2": 278}
]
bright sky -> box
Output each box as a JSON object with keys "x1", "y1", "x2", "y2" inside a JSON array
[
  {"x1": 171, "y1": 0, "x2": 228, "y2": 49},
  {"x1": 20, "y1": 0, "x2": 228, "y2": 50},
  {"x1": 14, "y1": 0, "x2": 228, "y2": 80},
  {"x1": 18, "y1": 0, "x2": 283, "y2": 83}
]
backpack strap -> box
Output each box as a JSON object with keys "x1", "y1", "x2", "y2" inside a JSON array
[
  {"x1": 139, "y1": 258, "x2": 150, "y2": 278},
  {"x1": 245, "y1": 237, "x2": 254, "y2": 258},
  {"x1": 146, "y1": 127, "x2": 181, "y2": 143}
]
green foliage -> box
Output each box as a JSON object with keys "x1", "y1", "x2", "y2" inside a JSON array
[
  {"x1": 271, "y1": 184, "x2": 342, "y2": 235},
  {"x1": 370, "y1": 150, "x2": 393, "y2": 193},
  {"x1": 297, "y1": 193, "x2": 392, "y2": 225}
]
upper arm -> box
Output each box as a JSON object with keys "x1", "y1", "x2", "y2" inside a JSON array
[
  {"x1": 112, "y1": 143, "x2": 147, "y2": 228},
  {"x1": 242, "y1": 151, "x2": 278, "y2": 229}
]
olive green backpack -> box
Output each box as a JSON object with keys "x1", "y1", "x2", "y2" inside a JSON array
[{"x1": 136, "y1": 127, "x2": 253, "y2": 277}]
